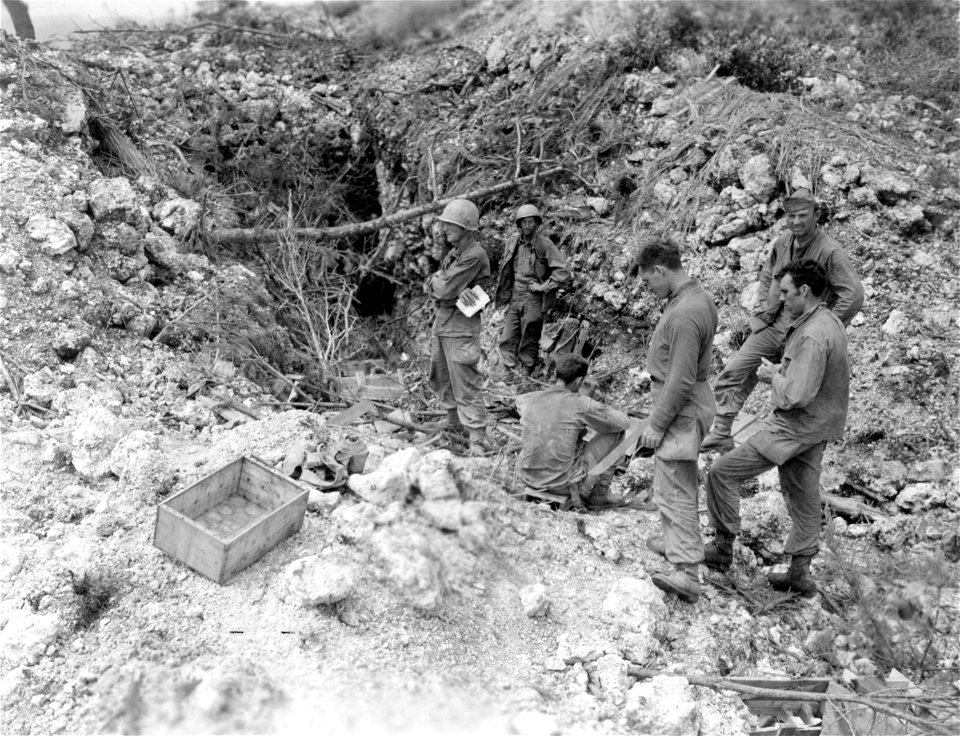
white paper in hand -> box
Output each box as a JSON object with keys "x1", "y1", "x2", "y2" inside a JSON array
[{"x1": 456, "y1": 285, "x2": 490, "y2": 317}]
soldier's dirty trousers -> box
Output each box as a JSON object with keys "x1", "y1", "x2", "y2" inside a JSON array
[
  {"x1": 652, "y1": 382, "x2": 715, "y2": 566},
  {"x1": 706, "y1": 438, "x2": 826, "y2": 558},
  {"x1": 714, "y1": 313, "x2": 790, "y2": 417},
  {"x1": 654, "y1": 457, "x2": 702, "y2": 565},
  {"x1": 499, "y1": 293, "x2": 543, "y2": 373},
  {"x1": 429, "y1": 334, "x2": 487, "y2": 430}
]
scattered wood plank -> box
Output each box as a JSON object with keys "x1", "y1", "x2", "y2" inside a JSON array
[
  {"x1": 822, "y1": 492, "x2": 887, "y2": 522},
  {"x1": 587, "y1": 419, "x2": 647, "y2": 478},
  {"x1": 197, "y1": 395, "x2": 263, "y2": 423},
  {"x1": 326, "y1": 399, "x2": 377, "y2": 427}
]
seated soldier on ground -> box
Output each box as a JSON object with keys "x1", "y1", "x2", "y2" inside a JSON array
[{"x1": 515, "y1": 354, "x2": 632, "y2": 509}]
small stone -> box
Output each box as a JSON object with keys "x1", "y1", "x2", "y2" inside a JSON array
[
  {"x1": 307, "y1": 488, "x2": 342, "y2": 512},
  {"x1": 0, "y1": 542, "x2": 25, "y2": 580},
  {"x1": 87, "y1": 177, "x2": 138, "y2": 223},
  {"x1": 881, "y1": 309, "x2": 909, "y2": 336},
  {"x1": 25, "y1": 215, "x2": 76, "y2": 256},
  {"x1": 907, "y1": 459, "x2": 951, "y2": 483},
  {"x1": 72, "y1": 407, "x2": 128, "y2": 480},
  {"x1": 519, "y1": 583, "x2": 550, "y2": 618},
  {"x1": 593, "y1": 653, "x2": 630, "y2": 704},
  {"x1": 22, "y1": 370, "x2": 57, "y2": 407},
  {"x1": 152, "y1": 198, "x2": 201, "y2": 237},
  {"x1": 739, "y1": 154, "x2": 776, "y2": 202},
  {"x1": 421, "y1": 499, "x2": 462, "y2": 531},
  {"x1": 95, "y1": 515, "x2": 122, "y2": 538},
  {"x1": 544, "y1": 656, "x2": 567, "y2": 672},
  {"x1": 0, "y1": 249, "x2": 21, "y2": 274},
  {"x1": 53, "y1": 328, "x2": 92, "y2": 361},
  {"x1": 508, "y1": 711, "x2": 559, "y2": 736},
  {"x1": 586, "y1": 197, "x2": 613, "y2": 216},
  {"x1": 347, "y1": 447, "x2": 421, "y2": 506},
  {"x1": 0, "y1": 610, "x2": 63, "y2": 666},
  {"x1": 279, "y1": 554, "x2": 357, "y2": 607},
  {"x1": 416, "y1": 450, "x2": 460, "y2": 501}
]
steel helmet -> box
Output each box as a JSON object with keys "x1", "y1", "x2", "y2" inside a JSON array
[
  {"x1": 515, "y1": 203, "x2": 542, "y2": 225},
  {"x1": 438, "y1": 199, "x2": 480, "y2": 231}
]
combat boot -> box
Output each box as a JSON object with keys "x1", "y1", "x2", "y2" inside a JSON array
[
  {"x1": 700, "y1": 414, "x2": 736, "y2": 453},
  {"x1": 767, "y1": 554, "x2": 817, "y2": 597},
  {"x1": 444, "y1": 408, "x2": 468, "y2": 437},
  {"x1": 704, "y1": 531, "x2": 735, "y2": 572},
  {"x1": 652, "y1": 564, "x2": 700, "y2": 604}
]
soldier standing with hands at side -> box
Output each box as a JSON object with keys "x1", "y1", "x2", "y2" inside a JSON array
[
  {"x1": 428, "y1": 199, "x2": 494, "y2": 455},
  {"x1": 494, "y1": 204, "x2": 570, "y2": 382},
  {"x1": 634, "y1": 237, "x2": 718, "y2": 603}
]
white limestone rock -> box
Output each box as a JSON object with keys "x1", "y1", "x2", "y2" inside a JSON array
[{"x1": 279, "y1": 554, "x2": 357, "y2": 607}]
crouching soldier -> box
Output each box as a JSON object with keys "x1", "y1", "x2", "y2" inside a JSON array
[
  {"x1": 704, "y1": 260, "x2": 850, "y2": 596},
  {"x1": 495, "y1": 204, "x2": 570, "y2": 381},
  {"x1": 515, "y1": 354, "x2": 631, "y2": 509},
  {"x1": 428, "y1": 199, "x2": 494, "y2": 455}
]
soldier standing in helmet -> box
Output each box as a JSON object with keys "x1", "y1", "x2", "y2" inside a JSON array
[
  {"x1": 429, "y1": 199, "x2": 494, "y2": 455},
  {"x1": 494, "y1": 203, "x2": 570, "y2": 382}
]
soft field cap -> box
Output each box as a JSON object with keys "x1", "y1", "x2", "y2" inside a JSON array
[{"x1": 784, "y1": 188, "x2": 818, "y2": 211}]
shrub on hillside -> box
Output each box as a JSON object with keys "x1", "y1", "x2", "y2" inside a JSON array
[
  {"x1": 841, "y1": 0, "x2": 959, "y2": 115},
  {"x1": 706, "y1": 28, "x2": 809, "y2": 94},
  {"x1": 618, "y1": 2, "x2": 704, "y2": 72}
]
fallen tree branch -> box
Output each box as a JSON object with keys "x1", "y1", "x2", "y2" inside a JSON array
[
  {"x1": 207, "y1": 165, "x2": 567, "y2": 246},
  {"x1": 627, "y1": 668, "x2": 952, "y2": 736}
]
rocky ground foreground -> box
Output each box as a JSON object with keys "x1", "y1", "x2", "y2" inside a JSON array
[{"x1": 0, "y1": 2, "x2": 958, "y2": 735}]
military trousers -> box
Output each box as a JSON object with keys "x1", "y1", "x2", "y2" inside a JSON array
[
  {"x1": 705, "y1": 436, "x2": 826, "y2": 558},
  {"x1": 429, "y1": 334, "x2": 487, "y2": 431},
  {"x1": 654, "y1": 458, "x2": 703, "y2": 565},
  {"x1": 713, "y1": 313, "x2": 790, "y2": 417},
  {"x1": 499, "y1": 293, "x2": 543, "y2": 373}
]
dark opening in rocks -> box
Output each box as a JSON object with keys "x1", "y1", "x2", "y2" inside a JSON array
[{"x1": 353, "y1": 272, "x2": 396, "y2": 317}]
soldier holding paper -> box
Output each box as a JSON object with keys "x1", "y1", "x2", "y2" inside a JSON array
[{"x1": 428, "y1": 199, "x2": 494, "y2": 455}]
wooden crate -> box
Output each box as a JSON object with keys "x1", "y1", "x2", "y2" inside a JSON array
[{"x1": 154, "y1": 456, "x2": 308, "y2": 584}]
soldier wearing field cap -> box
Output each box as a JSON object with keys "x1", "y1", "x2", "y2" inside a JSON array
[
  {"x1": 494, "y1": 203, "x2": 570, "y2": 381},
  {"x1": 429, "y1": 199, "x2": 493, "y2": 455},
  {"x1": 701, "y1": 188, "x2": 863, "y2": 453}
]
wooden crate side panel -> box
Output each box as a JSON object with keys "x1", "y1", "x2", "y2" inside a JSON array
[
  {"x1": 154, "y1": 507, "x2": 227, "y2": 583},
  {"x1": 237, "y1": 458, "x2": 302, "y2": 509},
  {"x1": 165, "y1": 458, "x2": 243, "y2": 519},
  {"x1": 221, "y1": 494, "x2": 308, "y2": 582}
]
